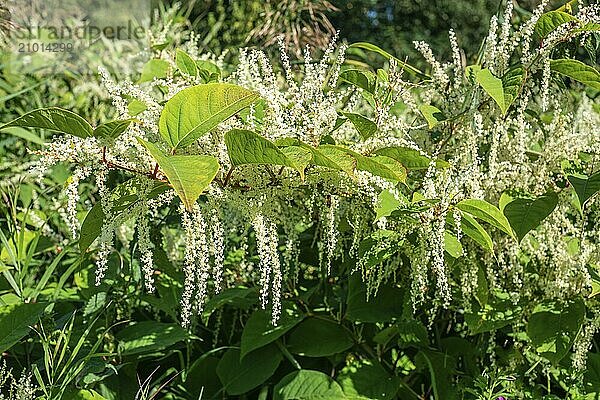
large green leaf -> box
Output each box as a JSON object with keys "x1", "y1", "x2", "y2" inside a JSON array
[
  {"x1": 0, "y1": 107, "x2": 93, "y2": 138},
  {"x1": 374, "y1": 146, "x2": 450, "y2": 170},
  {"x1": 63, "y1": 388, "x2": 107, "y2": 400},
  {"x1": 0, "y1": 303, "x2": 46, "y2": 353},
  {"x1": 567, "y1": 172, "x2": 600, "y2": 209},
  {"x1": 138, "y1": 139, "x2": 220, "y2": 211},
  {"x1": 476, "y1": 68, "x2": 508, "y2": 115},
  {"x1": 276, "y1": 138, "x2": 356, "y2": 175},
  {"x1": 225, "y1": 129, "x2": 306, "y2": 177},
  {"x1": 138, "y1": 59, "x2": 170, "y2": 83},
  {"x1": 240, "y1": 308, "x2": 303, "y2": 359},
  {"x1": 535, "y1": 11, "x2": 577, "y2": 38},
  {"x1": 526, "y1": 299, "x2": 585, "y2": 364},
  {"x1": 175, "y1": 49, "x2": 198, "y2": 77},
  {"x1": 287, "y1": 317, "x2": 354, "y2": 357},
  {"x1": 184, "y1": 356, "x2": 221, "y2": 399},
  {"x1": 550, "y1": 59, "x2": 600, "y2": 90},
  {"x1": 444, "y1": 231, "x2": 464, "y2": 258},
  {"x1": 502, "y1": 66, "x2": 524, "y2": 114},
  {"x1": 159, "y1": 83, "x2": 259, "y2": 149},
  {"x1": 342, "y1": 112, "x2": 377, "y2": 140},
  {"x1": 320, "y1": 145, "x2": 406, "y2": 182},
  {"x1": 358, "y1": 230, "x2": 403, "y2": 267},
  {"x1": 464, "y1": 292, "x2": 522, "y2": 334},
  {"x1": 455, "y1": 199, "x2": 515, "y2": 238},
  {"x1": 375, "y1": 190, "x2": 403, "y2": 220},
  {"x1": 338, "y1": 361, "x2": 401, "y2": 400},
  {"x1": 202, "y1": 287, "x2": 257, "y2": 323},
  {"x1": 116, "y1": 321, "x2": 190, "y2": 355},
  {"x1": 503, "y1": 192, "x2": 558, "y2": 242},
  {"x1": 339, "y1": 69, "x2": 376, "y2": 93},
  {"x1": 456, "y1": 212, "x2": 493, "y2": 251},
  {"x1": 346, "y1": 274, "x2": 404, "y2": 323},
  {"x1": 274, "y1": 370, "x2": 347, "y2": 400},
  {"x1": 415, "y1": 350, "x2": 459, "y2": 400},
  {"x1": 418, "y1": 104, "x2": 445, "y2": 128},
  {"x1": 584, "y1": 353, "x2": 600, "y2": 395},
  {"x1": 217, "y1": 345, "x2": 282, "y2": 396}
]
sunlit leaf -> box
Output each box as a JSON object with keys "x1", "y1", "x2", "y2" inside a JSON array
[{"x1": 159, "y1": 83, "x2": 259, "y2": 149}]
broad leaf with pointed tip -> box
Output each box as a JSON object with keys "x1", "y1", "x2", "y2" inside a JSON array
[
  {"x1": 224, "y1": 129, "x2": 305, "y2": 178},
  {"x1": 93, "y1": 119, "x2": 137, "y2": 140},
  {"x1": 348, "y1": 42, "x2": 430, "y2": 80},
  {"x1": 138, "y1": 59, "x2": 170, "y2": 83},
  {"x1": 0, "y1": 107, "x2": 92, "y2": 138},
  {"x1": 567, "y1": 172, "x2": 600, "y2": 210},
  {"x1": 138, "y1": 139, "x2": 220, "y2": 211},
  {"x1": 279, "y1": 138, "x2": 357, "y2": 175},
  {"x1": 550, "y1": 59, "x2": 600, "y2": 90},
  {"x1": 527, "y1": 299, "x2": 585, "y2": 364},
  {"x1": 342, "y1": 112, "x2": 377, "y2": 140},
  {"x1": 457, "y1": 212, "x2": 494, "y2": 251},
  {"x1": 160, "y1": 83, "x2": 259, "y2": 150},
  {"x1": 419, "y1": 104, "x2": 445, "y2": 128},
  {"x1": 456, "y1": 199, "x2": 515, "y2": 238},
  {"x1": 175, "y1": 49, "x2": 198, "y2": 77},
  {"x1": 535, "y1": 11, "x2": 577, "y2": 38},
  {"x1": 476, "y1": 68, "x2": 508, "y2": 115},
  {"x1": 320, "y1": 145, "x2": 406, "y2": 182},
  {"x1": 502, "y1": 66, "x2": 524, "y2": 114},
  {"x1": 503, "y1": 192, "x2": 558, "y2": 242},
  {"x1": 339, "y1": 69, "x2": 376, "y2": 93},
  {"x1": 274, "y1": 370, "x2": 346, "y2": 400}
]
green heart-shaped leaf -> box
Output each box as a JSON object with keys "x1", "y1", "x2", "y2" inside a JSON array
[
  {"x1": 137, "y1": 139, "x2": 220, "y2": 211},
  {"x1": 503, "y1": 192, "x2": 558, "y2": 242}
]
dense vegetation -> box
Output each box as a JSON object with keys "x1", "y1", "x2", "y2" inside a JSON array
[{"x1": 1, "y1": 1, "x2": 600, "y2": 399}]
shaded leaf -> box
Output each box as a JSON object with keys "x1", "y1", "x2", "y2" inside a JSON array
[
  {"x1": 527, "y1": 299, "x2": 585, "y2": 364},
  {"x1": 567, "y1": 172, "x2": 600, "y2": 209},
  {"x1": 240, "y1": 308, "x2": 303, "y2": 359},
  {"x1": 217, "y1": 345, "x2": 282, "y2": 396},
  {"x1": 503, "y1": 192, "x2": 558, "y2": 242},
  {"x1": 342, "y1": 112, "x2": 377, "y2": 140},
  {"x1": 338, "y1": 361, "x2": 401, "y2": 400},
  {"x1": 116, "y1": 322, "x2": 190, "y2": 355},
  {"x1": 287, "y1": 317, "x2": 354, "y2": 357},
  {"x1": 0, "y1": 303, "x2": 46, "y2": 353}
]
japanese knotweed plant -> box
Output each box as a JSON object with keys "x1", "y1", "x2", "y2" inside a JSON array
[{"x1": 2, "y1": 2, "x2": 600, "y2": 376}]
